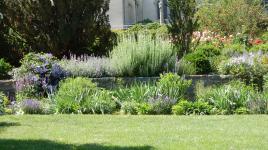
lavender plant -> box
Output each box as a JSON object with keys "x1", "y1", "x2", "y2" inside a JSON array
[
  {"x1": 60, "y1": 55, "x2": 114, "y2": 77},
  {"x1": 20, "y1": 99, "x2": 43, "y2": 114},
  {"x1": 147, "y1": 94, "x2": 177, "y2": 114}
]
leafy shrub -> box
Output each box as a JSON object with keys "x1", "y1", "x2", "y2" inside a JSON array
[
  {"x1": 0, "y1": 92, "x2": 9, "y2": 115},
  {"x1": 120, "y1": 101, "x2": 139, "y2": 115},
  {"x1": 249, "y1": 43, "x2": 268, "y2": 52},
  {"x1": 2, "y1": 0, "x2": 115, "y2": 58},
  {"x1": 55, "y1": 77, "x2": 97, "y2": 114},
  {"x1": 113, "y1": 73, "x2": 191, "y2": 115},
  {"x1": 197, "y1": 0, "x2": 267, "y2": 36},
  {"x1": 218, "y1": 51, "x2": 268, "y2": 89},
  {"x1": 185, "y1": 44, "x2": 220, "y2": 74},
  {"x1": 192, "y1": 101, "x2": 212, "y2": 115},
  {"x1": 222, "y1": 44, "x2": 245, "y2": 56},
  {"x1": 176, "y1": 58, "x2": 197, "y2": 75},
  {"x1": 125, "y1": 23, "x2": 169, "y2": 37},
  {"x1": 136, "y1": 103, "x2": 152, "y2": 115},
  {"x1": 0, "y1": 58, "x2": 12, "y2": 79},
  {"x1": 14, "y1": 53, "x2": 67, "y2": 100},
  {"x1": 20, "y1": 99, "x2": 43, "y2": 114},
  {"x1": 157, "y1": 73, "x2": 192, "y2": 100},
  {"x1": 172, "y1": 100, "x2": 212, "y2": 115},
  {"x1": 235, "y1": 107, "x2": 250, "y2": 115},
  {"x1": 83, "y1": 90, "x2": 116, "y2": 114},
  {"x1": 113, "y1": 83, "x2": 156, "y2": 103},
  {"x1": 197, "y1": 81, "x2": 256, "y2": 114},
  {"x1": 260, "y1": 32, "x2": 268, "y2": 42},
  {"x1": 172, "y1": 100, "x2": 193, "y2": 115}
]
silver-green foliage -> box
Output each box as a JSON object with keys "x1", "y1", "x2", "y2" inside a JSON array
[
  {"x1": 60, "y1": 34, "x2": 176, "y2": 77},
  {"x1": 109, "y1": 34, "x2": 176, "y2": 77}
]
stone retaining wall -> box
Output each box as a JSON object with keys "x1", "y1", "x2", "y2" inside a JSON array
[{"x1": 0, "y1": 75, "x2": 233, "y2": 100}]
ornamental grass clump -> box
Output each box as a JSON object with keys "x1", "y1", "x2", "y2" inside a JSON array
[
  {"x1": 197, "y1": 81, "x2": 259, "y2": 114},
  {"x1": 109, "y1": 34, "x2": 176, "y2": 77},
  {"x1": 55, "y1": 77, "x2": 116, "y2": 114},
  {"x1": 115, "y1": 73, "x2": 192, "y2": 115},
  {"x1": 55, "y1": 77, "x2": 97, "y2": 114}
]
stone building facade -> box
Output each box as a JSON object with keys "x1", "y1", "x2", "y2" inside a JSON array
[{"x1": 108, "y1": 0, "x2": 168, "y2": 29}]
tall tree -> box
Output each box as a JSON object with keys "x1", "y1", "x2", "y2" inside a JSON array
[
  {"x1": 0, "y1": 0, "x2": 115, "y2": 60},
  {"x1": 168, "y1": 0, "x2": 198, "y2": 58}
]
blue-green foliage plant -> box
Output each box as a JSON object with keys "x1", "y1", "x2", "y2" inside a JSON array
[
  {"x1": 83, "y1": 89, "x2": 116, "y2": 114},
  {"x1": 55, "y1": 77, "x2": 97, "y2": 114},
  {"x1": 157, "y1": 73, "x2": 192, "y2": 100},
  {"x1": 55, "y1": 77, "x2": 116, "y2": 114},
  {"x1": 109, "y1": 34, "x2": 176, "y2": 77}
]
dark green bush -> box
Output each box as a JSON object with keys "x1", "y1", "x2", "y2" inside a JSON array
[
  {"x1": 0, "y1": 58, "x2": 12, "y2": 79},
  {"x1": 185, "y1": 44, "x2": 220, "y2": 74},
  {"x1": 1, "y1": 0, "x2": 115, "y2": 59}
]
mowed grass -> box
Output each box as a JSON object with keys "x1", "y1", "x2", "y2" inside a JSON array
[{"x1": 0, "y1": 115, "x2": 267, "y2": 150}]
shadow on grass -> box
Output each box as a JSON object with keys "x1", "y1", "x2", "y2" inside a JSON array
[
  {"x1": 0, "y1": 122, "x2": 21, "y2": 127},
  {"x1": 0, "y1": 139, "x2": 154, "y2": 150},
  {"x1": 0, "y1": 122, "x2": 21, "y2": 133}
]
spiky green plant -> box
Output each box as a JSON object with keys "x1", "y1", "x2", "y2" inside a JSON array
[{"x1": 109, "y1": 34, "x2": 176, "y2": 77}]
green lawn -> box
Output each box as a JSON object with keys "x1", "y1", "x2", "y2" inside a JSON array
[{"x1": 0, "y1": 115, "x2": 267, "y2": 150}]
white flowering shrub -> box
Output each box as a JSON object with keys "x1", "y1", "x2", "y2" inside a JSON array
[{"x1": 218, "y1": 51, "x2": 268, "y2": 89}]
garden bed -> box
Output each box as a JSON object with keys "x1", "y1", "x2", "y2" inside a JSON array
[{"x1": 0, "y1": 75, "x2": 233, "y2": 100}]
